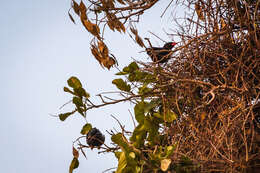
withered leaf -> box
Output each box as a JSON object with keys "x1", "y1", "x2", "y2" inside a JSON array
[
  {"x1": 195, "y1": 2, "x2": 205, "y2": 21},
  {"x1": 104, "y1": 57, "x2": 116, "y2": 70},
  {"x1": 107, "y1": 20, "x2": 116, "y2": 31},
  {"x1": 98, "y1": 41, "x2": 109, "y2": 57},
  {"x1": 130, "y1": 27, "x2": 144, "y2": 47},
  {"x1": 72, "y1": 0, "x2": 80, "y2": 16},
  {"x1": 91, "y1": 45, "x2": 103, "y2": 65},
  {"x1": 213, "y1": 21, "x2": 219, "y2": 32},
  {"x1": 117, "y1": 0, "x2": 125, "y2": 5},
  {"x1": 221, "y1": 18, "x2": 226, "y2": 29},
  {"x1": 79, "y1": 1, "x2": 87, "y2": 13},
  {"x1": 82, "y1": 19, "x2": 93, "y2": 31},
  {"x1": 119, "y1": 22, "x2": 126, "y2": 33},
  {"x1": 73, "y1": 147, "x2": 79, "y2": 158},
  {"x1": 130, "y1": 27, "x2": 138, "y2": 35},
  {"x1": 135, "y1": 35, "x2": 145, "y2": 47},
  {"x1": 91, "y1": 43, "x2": 116, "y2": 70},
  {"x1": 81, "y1": 19, "x2": 100, "y2": 38},
  {"x1": 91, "y1": 23, "x2": 101, "y2": 37},
  {"x1": 115, "y1": 20, "x2": 125, "y2": 33},
  {"x1": 101, "y1": 0, "x2": 115, "y2": 8}
]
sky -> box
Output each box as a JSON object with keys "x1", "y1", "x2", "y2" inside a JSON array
[{"x1": 0, "y1": 0, "x2": 182, "y2": 172}]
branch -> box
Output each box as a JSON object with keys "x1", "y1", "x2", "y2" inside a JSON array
[{"x1": 85, "y1": 94, "x2": 141, "y2": 111}]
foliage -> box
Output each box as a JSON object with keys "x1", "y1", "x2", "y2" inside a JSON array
[{"x1": 58, "y1": 0, "x2": 260, "y2": 172}]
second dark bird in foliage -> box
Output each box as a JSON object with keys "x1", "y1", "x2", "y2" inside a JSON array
[
  {"x1": 146, "y1": 42, "x2": 177, "y2": 63},
  {"x1": 86, "y1": 128, "x2": 105, "y2": 149}
]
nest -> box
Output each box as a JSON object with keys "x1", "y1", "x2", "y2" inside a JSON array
[{"x1": 142, "y1": 0, "x2": 260, "y2": 172}]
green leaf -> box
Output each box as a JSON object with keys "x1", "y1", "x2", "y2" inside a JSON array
[
  {"x1": 134, "y1": 102, "x2": 146, "y2": 124},
  {"x1": 72, "y1": 97, "x2": 84, "y2": 107},
  {"x1": 132, "y1": 71, "x2": 146, "y2": 82},
  {"x1": 129, "y1": 152, "x2": 136, "y2": 159},
  {"x1": 115, "y1": 152, "x2": 122, "y2": 160},
  {"x1": 144, "y1": 99, "x2": 160, "y2": 112},
  {"x1": 76, "y1": 106, "x2": 85, "y2": 117},
  {"x1": 128, "y1": 73, "x2": 136, "y2": 82},
  {"x1": 74, "y1": 87, "x2": 90, "y2": 98},
  {"x1": 130, "y1": 124, "x2": 147, "y2": 147},
  {"x1": 64, "y1": 87, "x2": 74, "y2": 94},
  {"x1": 72, "y1": 97, "x2": 85, "y2": 117},
  {"x1": 153, "y1": 112, "x2": 163, "y2": 119},
  {"x1": 165, "y1": 110, "x2": 177, "y2": 123},
  {"x1": 123, "y1": 62, "x2": 139, "y2": 73},
  {"x1": 116, "y1": 152, "x2": 127, "y2": 173},
  {"x1": 67, "y1": 76, "x2": 82, "y2": 89},
  {"x1": 154, "y1": 110, "x2": 177, "y2": 123},
  {"x1": 115, "y1": 71, "x2": 129, "y2": 75},
  {"x1": 80, "y1": 123, "x2": 92, "y2": 135},
  {"x1": 128, "y1": 62, "x2": 139, "y2": 72},
  {"x1": 128, "y1": 71, "x2": 154, "y2": 83},
  {"x1": 165, "y1": 145, "x2": 176, "y2": 158},
  {"x1": 112, "y1": 133, "x2": 132, "y2": 153},
  {"x1": 138, "y1": 85, "x2": 152, "y2": 95},
  {"x1": 143, "y1": 118, "x2": 153, "y2": 130},
  {"x1": 111, "y1": 133, "x2": 124, "y2": 145},
  {"x1": 144, "y1": 117, "x2": 159, "y2": 143},
  {"x1": 69, "y1": 157, "x2": 79, "y2": 173},
  {"x1": 112, "y1": 79, "x2": 131, "y2": 92},
  {"x1": 59, "y1": 110, "x2": 76, "y2": 121}
]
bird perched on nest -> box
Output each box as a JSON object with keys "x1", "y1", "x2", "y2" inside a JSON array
[{"x1": 146, "y1": 42, "x2": 177, "y2": 63}]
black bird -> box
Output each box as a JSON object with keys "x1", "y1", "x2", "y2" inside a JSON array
[
  {"x1": 86, "y1": 128, "x2": 105, "y2": 149},
  {"x1": 146, "y1": 42, "x2": 177, "y2": 63}
]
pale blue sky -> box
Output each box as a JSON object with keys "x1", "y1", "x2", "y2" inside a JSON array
[{"x1": 0, "y1": 1, "x2": 181, "y2": 172}]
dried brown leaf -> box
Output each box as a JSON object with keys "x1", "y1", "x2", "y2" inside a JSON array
[
  {"x1": 117, "y1": 0, "x2": 125, "y2": 5},
  {"x1": 130, "y1": 27, "x2": 144, "y2": 47},
  {"x1": 221, "y1": 18, "x2": 226, "y2": 29},
  {"x1": 135, "y1": 35, "x2": 145, "y2": 47},
  {"x1": 98, "y1": 41, "x2": 109, "y2": 57},
  {"x1": 107, "y1": 20, "x2": 115, "y2": 31},
  {"x1": 73, "y1": 147, "x2": 79, "y2": 158},
  {"x1": 103, "y1": 57, "x2": 116, "y2": 70},
  {"x1": 81, "y1": 19, "x2": 100, "y2": 38},
  {"x1": 119, "y1": 22, "x2": 126, "y2": 33},
  {"x1": 101, "y1": 0, "x2": 115, "y2": 8},
  {"x1": 91, "y1": 24, "x2": 101, "y2": 37},
  {"x1": 195, "y1": 2, "x2": 205, "y2": 21},
  {"x1": 79, "y1": 1, "x2": 87, "y2": 13},
  {"x1": 116, "y1": 20, "x2": 125, "y2": 33},
  {"x1": 91, "y1": 45, "x2": 103, "y2": 65},
  {"x1": 130, "y1": 27, "x2": 138, "y2": 35},
  {"x1": 72, "y1": 0, "x2": 80, "y2": 16}
]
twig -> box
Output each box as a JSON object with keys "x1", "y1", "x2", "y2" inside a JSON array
[{"x1": 160, "y1": 0, "x2": 174, "y2": 18}]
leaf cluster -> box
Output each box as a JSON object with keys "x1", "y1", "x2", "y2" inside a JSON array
[{"x1": 68, "y1": 0, "x2": 158, "y2": 69}]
